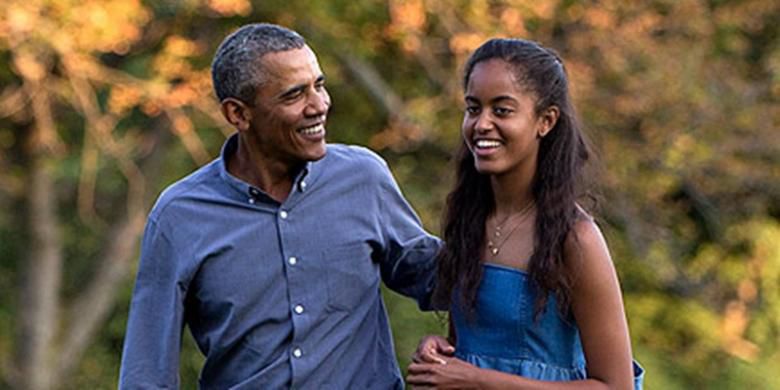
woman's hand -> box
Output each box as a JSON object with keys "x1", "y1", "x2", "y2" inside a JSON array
[
  {"x1": 407, "y1": 356, "x2": 481, "y2": 389},
  {"x1": 411, "y1": 335, "x2": 455, "y2": 365}
]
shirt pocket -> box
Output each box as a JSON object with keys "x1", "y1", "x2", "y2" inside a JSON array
[{"x1": 322, "y1": 242, "x2": 379, "y2": 312}]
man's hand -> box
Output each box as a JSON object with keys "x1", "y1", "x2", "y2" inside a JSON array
[{"x1": 411, "y1": 335, "x2": 455, "y2": 365}]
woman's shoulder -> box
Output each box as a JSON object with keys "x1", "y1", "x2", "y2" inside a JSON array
[
  {"x1": 565, "y1": 214, "x2": 616, "y2": 285},
  {"x1": 566, "y1": 207, "x2": 604, "y2": 251}
]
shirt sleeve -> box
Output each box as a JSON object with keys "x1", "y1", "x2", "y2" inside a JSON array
[
  {"x1": 119, "y1": 217, "x2": 185, "y2": 389},
  {"x1": 374, "y1": 162, "x2": 442, "y2": 311}
]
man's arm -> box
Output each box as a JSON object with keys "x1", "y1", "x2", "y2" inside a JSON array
[
  {"x1": 373, "y1": 160, "x2": 442, "y2": 310},
  {"x1": 119, "y1": 217, "x2": 185, "y2": 389}
]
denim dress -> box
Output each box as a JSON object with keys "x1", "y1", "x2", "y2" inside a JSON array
[{"x1": 451, "y1": 263, "x2": 644, "y2": 389}]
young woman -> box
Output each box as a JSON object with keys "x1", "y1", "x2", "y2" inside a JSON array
[{"x1": 407, "y1": 39, "x2": 644, "y2": 389}]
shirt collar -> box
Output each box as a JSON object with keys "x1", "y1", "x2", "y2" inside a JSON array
[{"x1": 217, "y1": 133, "x2": 320, "y2": 203}]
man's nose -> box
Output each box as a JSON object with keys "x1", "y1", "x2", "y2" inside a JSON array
[{"x1": 305, "y1": 89, "x2": 330, "y2": 116}]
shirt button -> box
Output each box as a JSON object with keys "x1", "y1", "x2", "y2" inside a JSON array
[
  {"x1": 288, "y1": 256, "x2": 297, "y2": 265},
  {"x1": 280, "y1": 210, "x2": 288, "y2": 219},
  {"x1": 300, "y1": 181, "x2": 307, "y2": 191},
  {"x1": 292, "y1": 348, "x2": 302, "y2": 358},
  {"x1": 294, "y1": 305, "x2": 304, "y2": 314},
  {"x1": 248, "y1": 198, "x2": 255, "y2": 204}
]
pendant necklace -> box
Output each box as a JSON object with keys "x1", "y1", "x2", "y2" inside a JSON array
[{"x1": 486, "y1": 202, "x2": 535, "y2": 257}]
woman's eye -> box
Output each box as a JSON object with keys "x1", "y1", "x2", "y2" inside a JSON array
[
  {"x1": 494, "y1": 107, "x2": 512, "y2": 116},
  {"x1": 465, "y1": 106, "x2": 480, "y2": 115}
]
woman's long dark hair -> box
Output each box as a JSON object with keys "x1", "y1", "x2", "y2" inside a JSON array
[{"x1": 433, "y1": 38, "x2": 592, "y2": 318}]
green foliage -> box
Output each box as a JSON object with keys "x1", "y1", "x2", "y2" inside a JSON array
[{"x1": 0, "y1": 0, "x2": 778, "y2": 388}]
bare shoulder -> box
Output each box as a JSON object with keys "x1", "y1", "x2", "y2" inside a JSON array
[
  {"x1": 565, "y1": 217, "x2": 609, "y2": 259},
  {"x1": 565, "y1": 217, "x2": 617, "y2": 289}
]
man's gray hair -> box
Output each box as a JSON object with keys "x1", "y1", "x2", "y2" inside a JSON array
[{"x1": 211, "y1": 23, "x2": 306, "y2": 104}]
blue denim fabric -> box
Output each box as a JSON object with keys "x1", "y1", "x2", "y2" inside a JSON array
[
  {"x1": 452, "y1": 263, "x2": 644, "y2": 389},
  {"x1": 119, "y1": 134, "x2": 441, "y2": 389}
]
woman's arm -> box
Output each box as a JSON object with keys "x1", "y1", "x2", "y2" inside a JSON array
[
  {"x1": 407, "y1": 357, "x2": 612, "y2": 390},
  {"x1": 406, "y1": 220, "x2": 635, "y2": 390},
  {"x1": 565, "y1": 219, "x2": 635, "y2": 390}
]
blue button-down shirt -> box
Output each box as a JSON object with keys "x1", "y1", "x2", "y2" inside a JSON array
[{"x1": 119, "y1": 135, "x2": 441, "y2": 389}]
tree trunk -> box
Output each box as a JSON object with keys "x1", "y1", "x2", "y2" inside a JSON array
[
  {"x1": 16, "y1": 86, "x2": 62, "y2": 390},
  {"x1": 8, "y1": 47, "x2": 177, "y2": 388}
]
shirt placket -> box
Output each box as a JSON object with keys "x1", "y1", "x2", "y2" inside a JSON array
[{"x1": 276, "y1": 205, "x2": 309, "y2": 388}]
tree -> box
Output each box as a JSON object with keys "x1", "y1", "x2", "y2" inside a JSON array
[
  {"x1": 1, "y1": 0, "x2": 778, "y2": 388},
  {"x1": 0, "y1": 1, "x2": 233, "y2": 388}
]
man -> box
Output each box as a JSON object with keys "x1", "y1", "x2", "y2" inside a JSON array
[{"x1": 119, "y1": 23, "x2": 440, "y2": 389}]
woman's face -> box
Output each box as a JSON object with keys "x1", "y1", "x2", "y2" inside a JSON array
[{"x1": 462, "y1": 59, "x2": 553, "y2": 178}]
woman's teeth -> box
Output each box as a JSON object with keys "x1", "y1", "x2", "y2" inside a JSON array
[{"x1": 475, "y1": 139, "x2": 501, "y2": 148}]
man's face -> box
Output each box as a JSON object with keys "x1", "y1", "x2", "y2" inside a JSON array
[{"x1": 247, "y1": 45, "x2": 330, "y2": 166}]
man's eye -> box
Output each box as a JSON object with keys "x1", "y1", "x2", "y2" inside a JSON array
[{"x1": 282, "y1": 89, "x2": 305, "y2": 101}]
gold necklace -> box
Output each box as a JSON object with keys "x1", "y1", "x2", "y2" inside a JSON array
[{"x1": 486, "y1": 202, "x2": 534, "y2": 256}]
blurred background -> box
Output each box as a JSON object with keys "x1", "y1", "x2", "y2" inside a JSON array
[{"x1": 0, "y1": 0, "x2": 778, "y2": 388}]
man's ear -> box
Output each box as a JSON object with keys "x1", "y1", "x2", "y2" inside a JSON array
[
  {"x1": 220, "y1": 98, "x2": 252, "y2": 132},
  {"x1": 537, "y1": 105, "x2": 560, "y2": 138}
]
